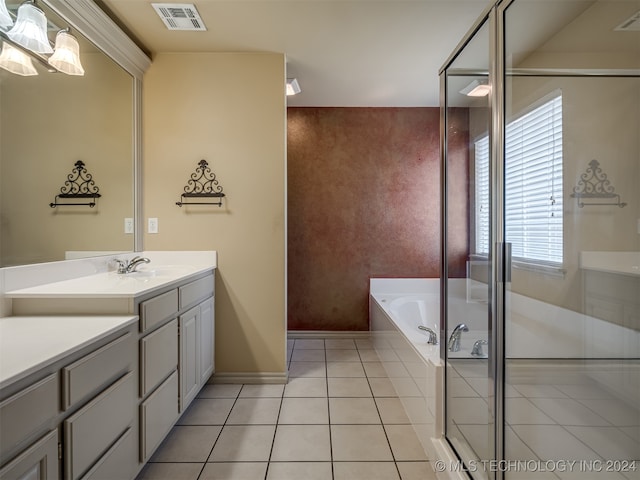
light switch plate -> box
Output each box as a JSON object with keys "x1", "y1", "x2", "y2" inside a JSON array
[
  {"x1": 148, "y1": 218, "x2": 158, "y2": 234},
  {"x1": 124, "y1": 218, "x2": 134, "y2": 234}
]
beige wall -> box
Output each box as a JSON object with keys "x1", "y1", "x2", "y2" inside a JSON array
[
  {"x1": 142, "y1": 53, "x2": 287, "y2": 377},
  {"x1": 507, "y1": 74, "x2": 639, "y2": 313},
  {"x1": 0, "y1": 53, "x2": 134, "y2": 266},
  {"x1": 467, "y1": 68, "x2": 639, "y2": 314}
]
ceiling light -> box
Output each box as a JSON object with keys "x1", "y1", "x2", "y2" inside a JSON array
[
  {"x1": 0, "y1": 0, "x2": 13, "y2": 31},
  {"x1": 6, "y1": 1, "x2": 53, "y2": 54},
  {"x1": 0, "y1": 41, "x2": 38, "y2": 75},
  {"x1": 286, "y1": 78, "x2": 301, "y2": 96},
  {"x1": 460, "y1": 79, "x2": 490, "y2": 97},
  {"x1": 48, "y1": 29, "x2": 84, "y2": 75}
]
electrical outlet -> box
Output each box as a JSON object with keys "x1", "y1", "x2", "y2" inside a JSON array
[
  {"x1": 124, "y1": 218, "x2": 134, "y2": 234},
  {"x1": 148, "y1": 217, "x2": 158, "y2": 234}
]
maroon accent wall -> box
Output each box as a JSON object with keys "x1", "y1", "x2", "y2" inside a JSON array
[{"x1": 287, "y1": 107, "x2": 468, "y2": 331}]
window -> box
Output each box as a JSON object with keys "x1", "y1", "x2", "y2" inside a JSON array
[{"x1": 475, "y1": 93, "x2": 563, "y2": 267}]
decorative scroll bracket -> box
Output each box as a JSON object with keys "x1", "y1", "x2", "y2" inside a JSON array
[
  {"x1": 50, "y1": 160, "x2": 101, "y2": 208},
  {"x1": 570, "y1": 159, "x2": 626, "y2": 208},
  {"x1": 176, "y1": 159, "x2": 226, "y2": 207}
]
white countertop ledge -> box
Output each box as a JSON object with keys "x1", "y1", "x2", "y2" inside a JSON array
[
  {"x1": 580, "y1": 251, "x2": 640, "y2": 277},
  {"x1": 3, "y1": 251, "x2": 217, "y2": 299},
  {"x1": 0, "y1": 315, "x2": 137, "y2": 390}
]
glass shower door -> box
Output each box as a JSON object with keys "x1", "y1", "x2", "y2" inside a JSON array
[
  {"x1": 500, "y1": 0, "x2": 640, "y2": 477},
  {"x1": 442, "y1": 15, "x2": 497, "y2": 479}
]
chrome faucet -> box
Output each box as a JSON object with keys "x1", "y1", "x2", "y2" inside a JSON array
[
  {"x1": 448, "y1": 323, "x2": 469, "y2": 352},
  {"x1": 418, "y1": 326, "x2": 438, "y2": 345},
  {"x1": 471, "y1": 339, "x2": 488, "y2": 356},
  {"x1": 114, "y1": 256, "x2": 151, "y2": 274}
]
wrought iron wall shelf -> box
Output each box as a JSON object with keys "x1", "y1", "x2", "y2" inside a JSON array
[
  {"x1": 50, "y1": 160, "x2": 101, "y2": 208},
  {"x1": 570, "y1": 159, "x2": 627, "y2": 208},
  {"x1": 176, "y1": 159, "x2": 226, "y2": 207}
]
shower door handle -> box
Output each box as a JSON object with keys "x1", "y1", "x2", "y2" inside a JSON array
[{"x1": 497, "y1": 242, "x2": 512, "y2": 283}]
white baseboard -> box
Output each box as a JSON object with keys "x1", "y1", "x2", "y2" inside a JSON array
[
  {"x1": 211, "y1": 371, "x2": 288, "y2": 385},
  {"x1": 287, "y1": 330, "x2": 371, "y2": 339}
]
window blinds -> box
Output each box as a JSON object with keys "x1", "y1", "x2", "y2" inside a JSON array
[{"x1": 475, "y1": 93, "x2": 563, "y2": 266}]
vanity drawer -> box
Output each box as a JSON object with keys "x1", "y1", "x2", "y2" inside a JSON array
[
  {"x1": 80, "y1": 428, "x2": 136, "y2": 480},
  {"x1": 62, "y1": 332, "x2": 134, "y2": 410},
  {"x1": 179, "y1": 274, "x2": 214, "y2": 310},
  {"x1": 63, "y1": 372, "x2": 134, "y2": 480},
  {"x1": 140, "y1": 370, "x2": 179, "y2": 462},
  {"x1": 140, "y1": 319, "x2": 178, "y2": 397},
  {"x1": 0, "y1": 373, "x2": 59, "y2": 461},
  {"x1": 140, "y1": 289, "x2": 178, "y2": 332}
]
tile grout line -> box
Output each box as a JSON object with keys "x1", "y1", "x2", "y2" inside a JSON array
[
  {"x1": 361, "y1": 343, "x2": 403, "y2": 480},
  {"x1": 263, "y1": 378, "x2": 286, "y2": 480},
  {"x1": 195, "y1": 385, "x2": 242, "y2": 480}
]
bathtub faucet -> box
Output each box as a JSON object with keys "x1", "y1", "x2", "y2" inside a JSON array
[
  {"x1": 418, "y1": 326, "x2": 438, "y2": 345},
  {"x1": 471, "y1": 339, "x2": 488, "y2": 357},
  {"x1": 448, "y1": 323, "x2": 469, "y2": 352}
]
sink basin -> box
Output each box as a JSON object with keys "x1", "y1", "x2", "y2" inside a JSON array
[{"x1": 120, "y1": 265, "x2": 196, "y2": 279}]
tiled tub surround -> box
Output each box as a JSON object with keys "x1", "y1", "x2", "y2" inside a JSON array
[
  {"x1": 370, "y1": 278, "x2": 640, "y2": 479},
  {"x1": 137, "y1": 337, "x2": 437, "y2": 480}
]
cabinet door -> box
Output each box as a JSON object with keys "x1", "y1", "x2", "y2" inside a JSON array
[
  {"x1": 0, "y1": 430, "x2": 59, "y2": 480},
  {"x1": 199, "y1": 298, "x2": 214, "y2": 385},
  {"x1": 179, "y1": 307, "x2": 199, "y2": 412}
]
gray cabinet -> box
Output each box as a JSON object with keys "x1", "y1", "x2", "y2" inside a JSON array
[
  {"x1": 63, "y1": 372, "x2": 135, "y2": 480},
  {"x1": 0, "y1": 374, "x2": 59, "y2": 463},
  {"x1": 139, "y1": 371, "x2": 179, "y2": 462},
  {"x1": 179, "y1": 306, "x2": 200, "y2": 412},
  {"x1": 0, "y1": 430, "x2": 59, "y2": 480},
  {"x1": 140, "y1": 319, "x2": 178, "y2": 397},
  {"x1": 199, "y1": 297, "x2": 215, "y2": 385},
  {"x1": 179, "y1": 295, "x2": 215, "y2": 413}
]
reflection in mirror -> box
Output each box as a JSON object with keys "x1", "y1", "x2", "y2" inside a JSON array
[{"x1": 0, "y1": 2, "x2": 134, "y2": 266}]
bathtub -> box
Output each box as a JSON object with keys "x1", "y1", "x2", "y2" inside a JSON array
[{"x1": 369, "y1": 277, "x2": 640, "y2": 466}]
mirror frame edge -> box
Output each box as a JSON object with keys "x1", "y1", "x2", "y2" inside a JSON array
[{"x1": 40, "y1": 0, "x2": 151, "y2": 255}]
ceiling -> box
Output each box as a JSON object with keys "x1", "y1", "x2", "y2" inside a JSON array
[
  {"x1": 97, "y1": 0, "x2": 640, "y2": 107},
  {"x1": 98, "y1": 0, "x2": 490, "y2": 107}
]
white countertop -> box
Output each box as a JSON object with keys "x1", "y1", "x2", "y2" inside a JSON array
[
  {"x1": 580, "y1": 251, "x2": 640, "y2": 277},
  {"x1": 0, "y1": 315, "x2": 137, "y2": 390},
  {"x1": 3, "y1": 251, "x2": 217, "y2": 299}
]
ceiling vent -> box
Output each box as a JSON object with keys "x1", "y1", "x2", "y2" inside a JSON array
[
  {"x1": 152, "y1": 3, "x2": 206, "y2": 31},
  {"x1": 614, "y1": 10, "x2": 640, "y2": 31}
]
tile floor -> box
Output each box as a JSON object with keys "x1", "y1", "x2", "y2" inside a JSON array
[
  {"x1": 448, "y1": 359, "x2": 640, "y2": 480},
  {"x1": 136, "y1": 337, "x2": 436, "y2": 480}
]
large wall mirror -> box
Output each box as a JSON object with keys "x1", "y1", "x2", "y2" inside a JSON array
[{"x1": 0, "y1": 0, "x2": 149, "y2": 267}]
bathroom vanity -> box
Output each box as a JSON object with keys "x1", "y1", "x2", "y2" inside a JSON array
[{"x1": 0, "y1": 251, "x2": 216, "y2": 480}]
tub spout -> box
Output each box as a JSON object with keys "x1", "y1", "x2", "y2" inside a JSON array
[
  {"x1": 471, "y1": 339, "x2": 488, "y2": 356},
  {"x1": 448, "y1": 323, "x2": 469, "y2": 352},
  {"x1": 418, "y1": 326, "x2": 438, "y2": 345}
]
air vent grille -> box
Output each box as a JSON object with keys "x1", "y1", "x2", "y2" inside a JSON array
[
  {"x1": 615, "y1": 10, "x2": 640, "y2": 31},
  {"x1": 152, "y1": 3, "x2": 207, "y2": 31}
]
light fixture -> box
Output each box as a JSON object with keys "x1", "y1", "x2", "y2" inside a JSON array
[
  {"x1": 460, "y1": 79, "x2": 491, "y2": 97},
  {"x1": 0, "y1": 41, "x2": 38, "y2": 75},
  {"x1": 286, "y1": 78, "x2": 301, "y2": 96},
  {"x1": 0, "y1": 0, "x2": 13, "y2": 31},
  {"x1": 6, "y1": 1, "x2": 53, "y2": 54},
  {"x1": 48, "y1": 29, "x2": 84, "y2": 75}
]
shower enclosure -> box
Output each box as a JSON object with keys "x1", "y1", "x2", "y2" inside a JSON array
[{"x1": 440, "y1": 1, "x2": 639, "y2": 479}]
